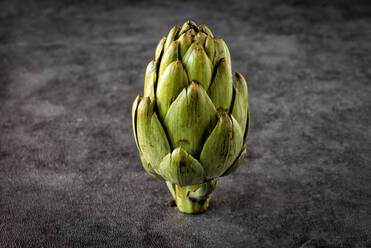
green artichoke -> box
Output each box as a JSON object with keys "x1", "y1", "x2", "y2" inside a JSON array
[{"x1": 132, "y1": 20, "x2": 250, "y2": 214}]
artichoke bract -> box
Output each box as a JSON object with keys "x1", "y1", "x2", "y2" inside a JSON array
[{"x1": 132, "y1": 20, "x2": 250, "y2": 214}]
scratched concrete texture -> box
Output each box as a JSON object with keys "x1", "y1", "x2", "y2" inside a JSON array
[{"x1": 0, "y1": 0, "x2": 371, "y2": 247}]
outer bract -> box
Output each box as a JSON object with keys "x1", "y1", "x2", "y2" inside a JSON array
[{"x1": 132, "y1": 20, "x2": 250, "y2": 214}]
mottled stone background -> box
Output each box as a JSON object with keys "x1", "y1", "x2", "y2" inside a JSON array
[{"x1": 1, "y1": 0, "x2": 371, "y2": 247}]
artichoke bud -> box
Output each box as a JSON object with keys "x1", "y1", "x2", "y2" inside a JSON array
[{"x1": 132, "y1": 20, "x2": 250, "y2": 214}]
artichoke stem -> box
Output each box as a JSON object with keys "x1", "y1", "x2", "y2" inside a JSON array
[
  {"x1": 172, "y1": 180, "x2": 217, "y2": 214},
  {"x1": 175, "y1": 185, "x2": 210, "y2": 214}
]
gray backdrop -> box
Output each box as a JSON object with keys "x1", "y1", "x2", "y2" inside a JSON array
[{"x1": 1, "y1": 0, "x2": 371, "y2": 247}]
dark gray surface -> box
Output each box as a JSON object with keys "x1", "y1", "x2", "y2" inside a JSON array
[{"x1": 1, "y1": 0, "x2": 371, "y2": 247}]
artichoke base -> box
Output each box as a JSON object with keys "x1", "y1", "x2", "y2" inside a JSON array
[
  {"x1": 166, "y1": 179, "x2": 217, "y2": 214},
  {"x1": 175, "y1": 184, "x2": 210, "y2": 214}
]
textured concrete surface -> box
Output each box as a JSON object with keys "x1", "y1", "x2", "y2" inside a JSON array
[{"x1": 1, "y1": 0, "x2": 371, "y2": 247}]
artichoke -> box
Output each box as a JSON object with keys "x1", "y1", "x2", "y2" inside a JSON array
[{"x1": 132, "y1": 20, "x2": 250, "y2": 214}]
